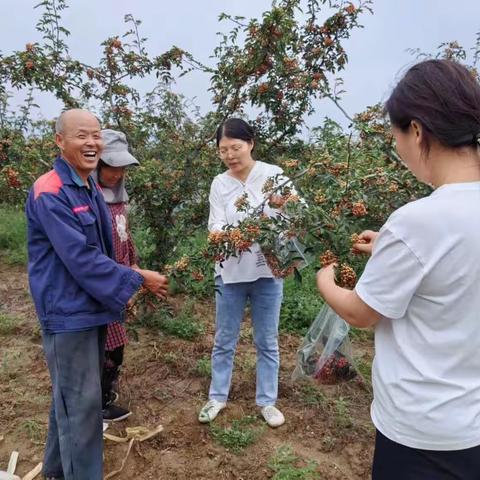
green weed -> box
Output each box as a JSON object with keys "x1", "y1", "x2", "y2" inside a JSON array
[
  {"x1": 194, "y1": 356, "x2": 211, "y2": 377},
  {"x1": 239, "y1": 324, "x2": 253, "y2": 341},
  {"x1": 21, "y1": 419, "x2": 45, "y2": 444},
  {"x1": 0, "y1": 206, "x2": 27, "y2": 264},
  {"x1": 210, "y1": 415, "x2": 263, "y2": 453},
  {"x1": 268, "y1": 445, "x2": 321, "y2": 479},
  {"x1": 163, "y1": 352, "x2": 180, "y2": 365},
  {"x1": 321, "y1": 435, "x2": 336, "y2": 452},
  {"x1": 238, "y1": 353, "x2": 256, "y2": 374},
  {"x1": 0, "y1": 349, "x2": 22, "y2": 380},
  {"x1": 334, "y1": 396, "x2": 353, "y2": 429},
  {"x1": 160, "y1": 316, "x2": 204, "y2": 340},
  {"x1": 299, "y1": 383, "x2": 325, "y2": 407},
  {"x1": 350, "y1": 327, "x2": 374, "y2": 342},
  {"x1": 0, "y1": 313, "x2": 22, "y2": 335},
  {"x1": 161, "y1": 313, "x2": 204, "y2": 341},
  {"x1": 137, "y1": 301, "x2": 173, "y2": 330},
  {"x1": 356, "y1": 356, "x2": 372, "y2": 386},
  {"x1": 140, "y1": 299, "x2": 204, "y2": 340}
]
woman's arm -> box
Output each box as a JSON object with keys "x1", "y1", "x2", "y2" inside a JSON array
[
  {"x1": 316, "y1": 264, "x2": 382, "y2": 328},
  {"x1": 208, "y1": 179, "x2": 228, "y2": 232}
]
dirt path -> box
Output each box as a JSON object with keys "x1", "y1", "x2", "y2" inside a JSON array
[{"x1": 0, "y1": 261, "x2": 375, "y2": 479}]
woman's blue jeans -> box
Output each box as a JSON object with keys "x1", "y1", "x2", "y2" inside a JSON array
[{"x1": 209, "y1": 276, "x2": 283, "y2": 406}]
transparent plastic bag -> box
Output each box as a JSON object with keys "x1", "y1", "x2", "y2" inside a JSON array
[
  {"x1": 277, "y1": 235, "x2": 309, "y2": 271},
  {"x1": 265, "y1": 234, "x2": 309, "y2": 278},
  {"x1": 292, "y1": 304, "x2": 357, "y2": 384}
]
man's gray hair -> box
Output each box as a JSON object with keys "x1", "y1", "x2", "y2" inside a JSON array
[{"x1": 55, "y1": 112, "x2": 66, "y2": 134}]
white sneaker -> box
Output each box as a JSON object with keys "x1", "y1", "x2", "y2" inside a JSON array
[
  {"x1": 198, "y1": 399, "x2": 226, "y2": 423},
  {"x1": 261, "y1": 405, "x2": 285, "y2": 428}
]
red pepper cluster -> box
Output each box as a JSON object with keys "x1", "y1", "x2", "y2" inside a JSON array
[{"x1": 314, "y1": 352, "x2": 356, "y2": 384}]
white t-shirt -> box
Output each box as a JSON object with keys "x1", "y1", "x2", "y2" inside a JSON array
[
  {"x1": 355, "y1": 181, "x2": 480, "y2": 451},
  {"x1": 208, "y1": 160, "x2": 287, "y2": 284}
]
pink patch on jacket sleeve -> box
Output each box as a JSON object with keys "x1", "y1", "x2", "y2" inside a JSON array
[{"x1": 34, "y1": 170, "x2": 63, "y2": 200}]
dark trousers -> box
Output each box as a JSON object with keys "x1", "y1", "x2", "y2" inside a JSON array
[
  {"x1": 372, "y1": 429, "x2": 480, "y2": 480},
  {"x1": 42, "y1": 326, "x2": 106, "y2": 480},
  {"x1": 101, "y1": 345, "x2": 124, "y2": 408}
]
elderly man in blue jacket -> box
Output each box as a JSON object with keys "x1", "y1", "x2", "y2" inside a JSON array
[{"x1": 25, "y1": 109, "x2": 168, "y2": 480}]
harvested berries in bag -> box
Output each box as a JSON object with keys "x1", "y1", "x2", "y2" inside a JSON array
[{"x1": 292, "y1": 304, "x2": 357, "y2": 384}]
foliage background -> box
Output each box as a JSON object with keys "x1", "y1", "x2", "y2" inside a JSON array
[{"x1": 1, "y1": 0, "x2": 478, "y2": 331}]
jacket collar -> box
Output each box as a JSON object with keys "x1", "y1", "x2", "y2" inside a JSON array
[{"x1": 54, "y1": 156, "x2": 97, "y2": 190}]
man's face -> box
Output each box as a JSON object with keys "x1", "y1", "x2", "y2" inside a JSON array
[{"x1": 55, "y1": 112, "x2": 103, "y2": 179}]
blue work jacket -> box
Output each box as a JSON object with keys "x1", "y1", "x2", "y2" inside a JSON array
[{"x1": 26, "y1": 157, "x2": 144, "y2": 333}]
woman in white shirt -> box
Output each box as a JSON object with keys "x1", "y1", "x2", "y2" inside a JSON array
[
  {"x1": 317, "y1": 59, "x2": 480, "y2": 479},
  {"x1": 198, "y1": 118, "x2": 287, "y2": 428}
]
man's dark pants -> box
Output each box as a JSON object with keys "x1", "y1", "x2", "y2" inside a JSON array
[{"x1": 42, "y1": 325, "x2": 107, "y2": 480}]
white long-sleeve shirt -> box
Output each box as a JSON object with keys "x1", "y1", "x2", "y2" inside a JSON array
[{"x1": 208, "y1": 160, "x2": 287, "y2": 284}]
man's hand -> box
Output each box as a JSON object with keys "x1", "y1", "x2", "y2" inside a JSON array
[
  {"x1": 133, "y1": 267, "x2": 169, "y2": 299},
  {"x1": 352, "y1": 230, "x2": 379, "y2": 256}
]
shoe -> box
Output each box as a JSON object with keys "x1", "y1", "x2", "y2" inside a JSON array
[
  {"x1": 103, "y1": 389, "x2": 119, "y2": 406},
  {"x1": 198, "y1": 399, "x2": 226, "y2": 423},
  {"x1": 102, "y1": 404, "x2": 132, "y2": 422},
  {"x1": 261, "y1": 405, "x2": 285, "y2": 428}
]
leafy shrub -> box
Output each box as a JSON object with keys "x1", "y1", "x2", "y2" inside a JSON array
[
  {"x1": 280, "y1": 266, "x2": 324, "y2": 334},
  {"x1": 160, "y1": 315, "x2": 204, "y2": 341},
  {"x1": 140, "y1": 299, "x2": 204, "y2": 340},
  {"x1": 136, "y1": 302, "x2": 173, "y2": 330},
  {"x1": 166, "y1": 231, "x2": 214, "y2": 297},
  {"x1": 0, "y1": 0, "x2": 471, "y2": 323},
  {"x1": 0, "y1": 0, "x2": 398, "y2": 277},
  {"x1": 130, "y1": 216, "x2": 158, "y2": 269}
]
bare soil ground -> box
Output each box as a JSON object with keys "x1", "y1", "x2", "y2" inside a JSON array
[{"x1": 0, "y1": 261, "x2": 375, "y2": 479}]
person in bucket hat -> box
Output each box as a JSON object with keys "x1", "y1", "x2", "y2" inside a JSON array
[{"x1": 92, "y1": 129, "x2": 142, "y2": 423}]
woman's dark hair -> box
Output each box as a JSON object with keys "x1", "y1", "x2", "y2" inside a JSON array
[
  {"x1": 385, "y1": 59, "x2": 480, "y2": 152},
  {"x1": 216, "y1": 118, "x2": 255, "y2": 146}
]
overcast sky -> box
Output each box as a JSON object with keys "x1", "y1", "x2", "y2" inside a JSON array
[{"x1": 1, "y1": 1, "x2": 479, "y2": 130}]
